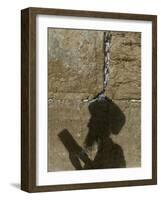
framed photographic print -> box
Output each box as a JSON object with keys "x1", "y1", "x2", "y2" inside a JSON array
[{"x1": 21, "y1": 7, "x2": 157, "y2": 192}]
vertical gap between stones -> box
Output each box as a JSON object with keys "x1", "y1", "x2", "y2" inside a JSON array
[{"x1": 83, "y1": 31, "x2": 111, "y2": 103}]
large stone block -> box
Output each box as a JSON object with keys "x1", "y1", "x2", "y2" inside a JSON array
[
  {"x1": 48, "y1": 99, "x2": 141, "y2": 171},
  {"x1": 48, "y1": 100, "x2": 88, "y2": 171},
  {"x1": 105, "y1": 32, "x2": 141, "y2": 100},
  {"x1": 111, "y1": 100, "x2": 141, "y2": 167},
  {"x1": 48, "y1": 28, "x2": 104, "y2": 99}
]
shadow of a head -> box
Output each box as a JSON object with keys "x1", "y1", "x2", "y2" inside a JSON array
[{"x1": 88, "y1": 97, "x2": 126, "y2": 136}]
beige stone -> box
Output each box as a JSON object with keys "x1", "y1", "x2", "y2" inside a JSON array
[
  {"x1": 48, "y1": 28, "x2": 104, "y2": 99},
  {"x1": 111, "y1": 100, "x2": 141, "y2": 167},
  {"x1": 48, "y1": 29, "x2": 141, "y2": 171},
  {"x1": 105, "y1": 32, "x2": 141, "y2": 100}
]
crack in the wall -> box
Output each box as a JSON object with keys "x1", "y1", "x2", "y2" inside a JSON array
[
  {"x1": 82, "y1": 31, "x2": 111, "y2": 103},
  {"x1": 114, "y1": 99, "x2": 141, "y2": 102},
  {"x1": 103, "y1": 31, "x2": 111, "y2": 91}
]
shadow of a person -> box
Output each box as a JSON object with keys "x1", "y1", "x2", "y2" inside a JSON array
[
  {"x1": 58, "y1": 97, "x2": 126, "y2": 170},
  {"x1": 83, "y1": 96, "x2": 126, "y2": 169}
]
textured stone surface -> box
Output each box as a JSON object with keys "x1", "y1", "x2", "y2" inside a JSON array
[
  {"x1": 48, "y1": 29, "x2": 141, "y2": 171},
  {"x1": 105, "y1": 32, "x2": 141, "y2": 100},
  {"x1": 48, "y1": 99, "x2": 141, "y2": 171},
  {"x1": 111, "y1": 100, "x2": 141, "y2": 167},
  {"x1": 48, "y1": 28, "x2": 104, "y2": 99}
]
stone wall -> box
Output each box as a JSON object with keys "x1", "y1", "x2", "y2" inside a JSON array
[
  {"x1": 106, "y1": 32, "x2": 141, "y2": 168},
  {"x1": 48, "y1": 28, "x2": 141, "y2": 171}
]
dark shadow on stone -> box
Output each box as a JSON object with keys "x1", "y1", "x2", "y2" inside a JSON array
[
  {"x1": 59, "y1": 129, "x2": 93, "y2": 170},
  {"x1": 58, "y1": 97, "x2": 126, "y2": 170}
]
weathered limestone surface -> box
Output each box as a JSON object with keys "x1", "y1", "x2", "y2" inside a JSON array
[
  {"x1": 48, "y1": 100, "x2": 86, "y2": 171},
  {"x1": 111, "y1": 100, "x2": 141, "y2": 167},
  {"x1": 48, "y1": 100, "x2": 141, "y2": 171},
  {"x1": 48, "y1": 28, "x2": 104, "y2": 99},
  {"x1": 48, "y1": 29, "x2": 141, "y2": 171},
  {"x1": 105, "y1": 32, "x2": 141, "y2": 100}
]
